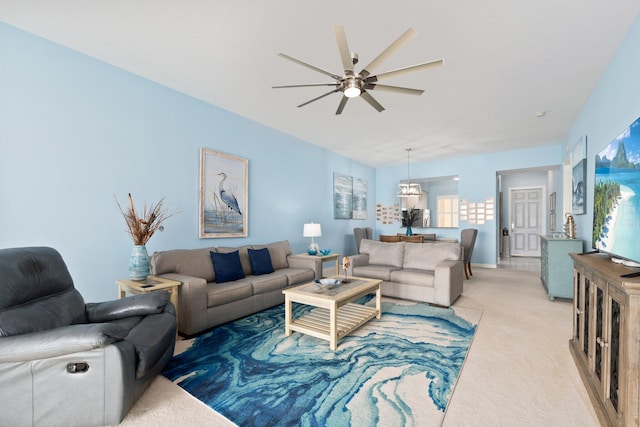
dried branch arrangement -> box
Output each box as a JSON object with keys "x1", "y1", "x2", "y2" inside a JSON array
[{"x1": 115, "y1": 193, "x2": 176, "y2": 245}]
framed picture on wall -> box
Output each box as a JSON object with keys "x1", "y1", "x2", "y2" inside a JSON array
[
  {"x1": 352, "y1": 177, "x2": 368, "y2": 219},
  {"x1": 334, "y1": 173, "x2": 353, "y2": 219},
  {"x1": 199, "y1": 148, "x2": 248, "y2": 238},
  {"x1": 572, "y1": 136, "x2": 587, "y2": 215},
  {"x1": 333, "y1": 173, "x2": 368, "y2": 219}
]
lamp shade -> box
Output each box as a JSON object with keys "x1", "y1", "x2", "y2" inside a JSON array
[
  {"x1": 396, "y1": 182, "x2": 423, "y2": 197},
  {"x1": 303, "y1": 223, "x2": 322, "y2": 237},
  {"x1": 396, "y1": 148, "x2": 422, "y2": 197}
]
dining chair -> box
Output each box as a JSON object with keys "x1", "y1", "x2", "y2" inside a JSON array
[{"x1": 460, "y1": 228, "x2": 478, "y2": 279}]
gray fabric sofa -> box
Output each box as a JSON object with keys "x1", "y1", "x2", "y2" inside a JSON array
[
  {"x1": 347, "y1": 239, "x2": 464, "y2": 306},
  {"x1": 151, "y1": 240, "x2": 318, "y2": 336},
  {"x1": 0, "y1": 247, "x2": 177, "y2": 427}
]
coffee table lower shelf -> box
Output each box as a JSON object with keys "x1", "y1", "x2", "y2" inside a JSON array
[{"x1": 288, "y1": 303, "x2": 379, "y2": 349}]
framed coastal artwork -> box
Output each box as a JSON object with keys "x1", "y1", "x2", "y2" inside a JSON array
[
  {"x1": 572, "y1": 136, "x2": 587, "y2": 215},
  {"x1": 333, "y1": 173, "x2": 367, "y2": 219},
  {"x1": 352, "y1": 177, "x2": 368, "y2": 219},
  {"x1": 199, "y1": 148, "x2": 248, "y2": 238},
  {"x1": 333, "y1": 173, "x2": 353, "y2": 219}
]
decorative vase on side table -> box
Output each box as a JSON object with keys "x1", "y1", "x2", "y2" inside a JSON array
[
  {"x1": 116, "y1": 193, "x2": 177, "y2": 282},
  {"x1": 129, "y1": 245, "x2": 150, "y2": 281}
]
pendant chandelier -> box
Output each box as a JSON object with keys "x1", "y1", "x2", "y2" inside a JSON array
[{"x1": 396, "y1": 148, "x2": 422, "y2": 197}]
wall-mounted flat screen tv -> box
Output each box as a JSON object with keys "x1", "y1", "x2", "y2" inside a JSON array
[{"x1": 593, "y1": 116, "x2": 640, "y2": 268}]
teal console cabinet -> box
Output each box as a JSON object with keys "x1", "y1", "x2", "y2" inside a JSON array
[{"x1": 540, "y1": 235, "x2": 583, "y2": 300}]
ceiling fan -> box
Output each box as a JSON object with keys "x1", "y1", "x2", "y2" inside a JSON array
[{"x1": 273, "y1": 25, "x2": 444, "y2": 115}]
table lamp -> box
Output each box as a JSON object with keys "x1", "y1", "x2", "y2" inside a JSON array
[{"x1": 303, "y1": 223, "x2": 321, "y2": 254}]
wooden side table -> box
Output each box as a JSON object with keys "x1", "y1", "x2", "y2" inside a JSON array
[
  {"x1": 116, "y1": 275, "x2": 181, "y2": 335},
  {"x1": 296, "y1": 253, "x2": 340, "y2": 276}
]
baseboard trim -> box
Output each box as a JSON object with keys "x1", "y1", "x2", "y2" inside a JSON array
[{"x1": 473, "y1": 263, "x2": 497, "y2": 269}]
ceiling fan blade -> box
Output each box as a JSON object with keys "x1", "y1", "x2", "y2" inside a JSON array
[
  {"x1": 336, "y1": 96, "x2": 349, "y2": 115},
  {"x1": 364, "y1": 83, "x2": 424, "y2": 96},
  {"x1": 360, "y1": 91, "x2": 385, "y2": 112},
  {"x1": 368, "y1": 59, "x2": 444, "y2": 82},
  {"x1": 273, "y1": 83, "x2": 338, "y2": 89},
  {"x1": 297, "y1": 89, "x2": 340, "y2": 108},
  {"x1": 278, "y1": 53, "x2": 341, "y2": 80},
  {"x1": 360, "y1": 28, "x2": 417, "y2": 78},
  {"x1": 333, "y1": 25, "x2": 354, "y2": 75}
]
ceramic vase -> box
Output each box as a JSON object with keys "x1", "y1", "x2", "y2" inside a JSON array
[
  {"x1": 129, "y1": 245, "x2": 150, "y2": 281},
  {"x1": 406, "y1": 225, "x2": 413, "y2": 236}
]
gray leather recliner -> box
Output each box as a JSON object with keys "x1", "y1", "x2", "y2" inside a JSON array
[{"x1": 0, "y1": 247, "x2": 177, "y2": 427}]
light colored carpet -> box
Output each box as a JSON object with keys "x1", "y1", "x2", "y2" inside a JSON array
[{"x1": 119, "y1": 267, "x2": 599, "y2": 427}]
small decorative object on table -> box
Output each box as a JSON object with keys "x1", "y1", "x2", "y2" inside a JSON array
[
  {"x1": 342, "y1": 256, "x2": 351, "y2": 283},
  {"x1": 320, "y1": 249, "x2": 331, "y2": 256},
  {"x1": 116, "y1": 193, "x2": 177, "y2": 281},
  {"x1": 314, "y1": 278, "x2": 341, "y2": 290},
  {"x1": 564, "y1": 213, "x2": 576, "y2": 239}
]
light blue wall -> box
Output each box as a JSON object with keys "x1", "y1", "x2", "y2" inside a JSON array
[
  {"x1": 376, "y1": 145, "x2": 563, "y2": 266},
  {"x1": 3, "y1": 11, "x2": 640, "y2": 300},
  {"x1": 0, "y1": 23, "x2": 375, "y2": 301},
  {"x1": 564, "y1": 15, "x2": 640, "y2": 249}
]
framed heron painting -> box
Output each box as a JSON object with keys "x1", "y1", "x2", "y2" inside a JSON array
[{"x1": 199, "y1": 148, "x2": 248, "y2": 238}]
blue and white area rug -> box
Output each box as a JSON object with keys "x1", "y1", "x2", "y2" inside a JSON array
[{"x1": 163, "y1": 299, "x2": 481, "y2": 427}]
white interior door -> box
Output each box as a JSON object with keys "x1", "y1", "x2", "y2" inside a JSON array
[{"x1": 510, "y1": 187, "x2": 544, "y2": 257}]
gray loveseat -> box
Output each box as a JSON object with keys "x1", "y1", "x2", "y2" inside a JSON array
[
  {"x1": 347, "y1": 239, "x2": 464, "y2": 306},
  {"x1": 151, "y1": 240, "x2": 317, "y2": 336}
]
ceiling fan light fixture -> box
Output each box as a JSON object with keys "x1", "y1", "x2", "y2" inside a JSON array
[
  {"x1": 274, "y1": 25, "x2": 444, "y2": 114},
  {"x1": 343, "y1": 80, "x2": 361, "y2": 98},
  {"x1": 344, "y1": 87, "x2": 361, "y2": 98}
]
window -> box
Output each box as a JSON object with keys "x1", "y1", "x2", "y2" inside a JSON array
[{"x1": 437, "y1": 195, "x2": 459, "y2": 227}]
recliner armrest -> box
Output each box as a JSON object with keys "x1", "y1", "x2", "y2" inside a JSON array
[
  {"x1": 86, "y1": 291, "x2": 171, "y2": 323},
  {"x1": 0, "y1": 323, "x2": 129, "y2": 363}
]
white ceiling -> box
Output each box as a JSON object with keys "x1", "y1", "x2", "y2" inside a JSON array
[{"x1": 2, "y1": 1, "x2": 639, "y2": 167}]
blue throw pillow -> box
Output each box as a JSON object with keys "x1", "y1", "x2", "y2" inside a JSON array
[
  {"x1": 248, "y1": 248, "x2": 275, "y2": 275},
  {"x1": 210, "y1": 251, "x2": 246, "y2": 283}
]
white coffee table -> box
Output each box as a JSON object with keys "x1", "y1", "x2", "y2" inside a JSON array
[{"x1": 283, "y1": 276, "x2": 382, "y2": 350}]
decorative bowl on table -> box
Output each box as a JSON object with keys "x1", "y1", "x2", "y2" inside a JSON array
[
  {"x1": 314, "y1": 278, "x2": 341, "y2": 289},
  {"x1": 319, "y1": 249, "x2": 331, "y2": 256},
  {"x1": 307, "y1": 249, "x2": 318, "y2": 255}
]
